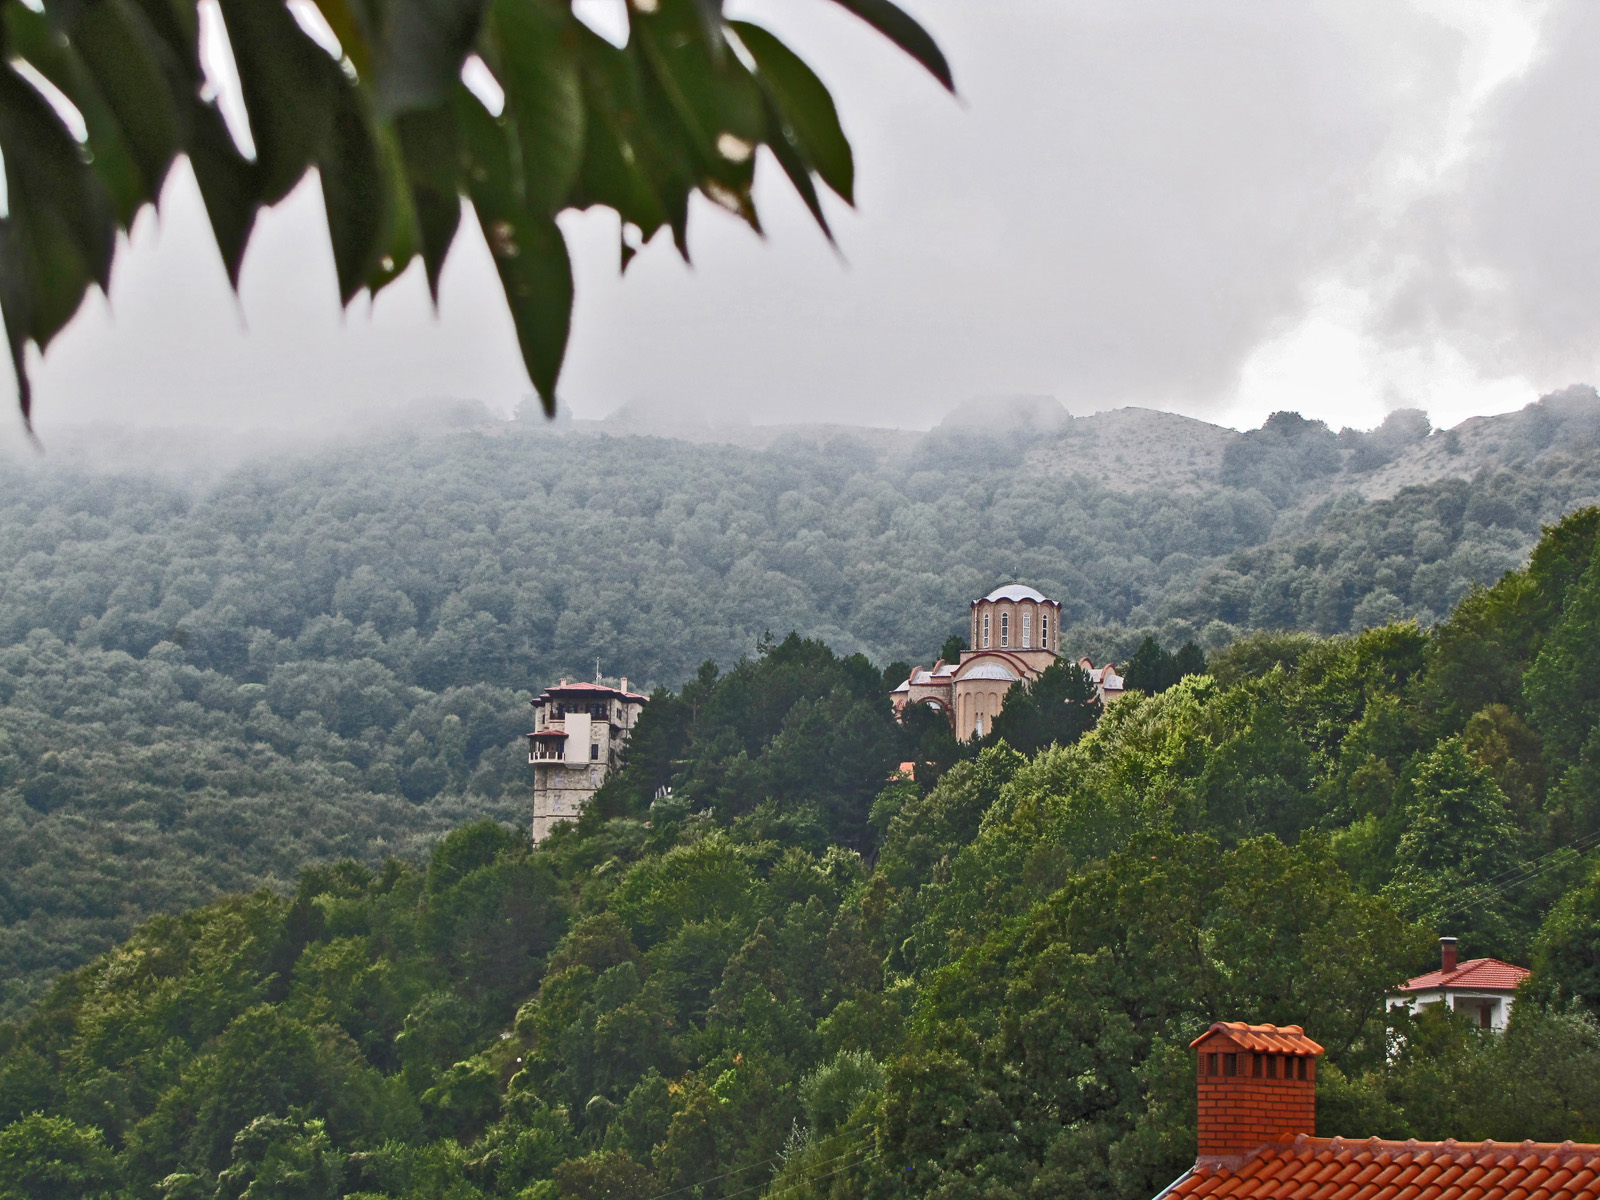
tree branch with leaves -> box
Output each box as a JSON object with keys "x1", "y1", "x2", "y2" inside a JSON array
[{"x1": 0, "y1": 0, "x2": 952, "y2": 426}]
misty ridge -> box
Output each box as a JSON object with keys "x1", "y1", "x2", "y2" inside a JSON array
[{"x1": 0, "y1": 385, "x2": 1597, "y2": 1015}]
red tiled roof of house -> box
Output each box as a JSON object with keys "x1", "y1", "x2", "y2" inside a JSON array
[
  {"x1": 1399, "y1": 957, "x2": 1531, "y2": 992},
  {"x1": 1188, "y1": 1022, "x2": 1326, "y2": 1055},
  {"x1": 1167, "y1": 1133, "x2": 1600, "y2": 1200}
]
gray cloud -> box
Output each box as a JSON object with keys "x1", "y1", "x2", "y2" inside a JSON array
[{"x1": 11, "y1": 0, "x2": 1592, "y2": 441}]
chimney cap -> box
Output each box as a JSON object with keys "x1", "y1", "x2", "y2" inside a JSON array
[{"x1": 1189, "y1": 1021, "x2": 1325, "y2": 1055}]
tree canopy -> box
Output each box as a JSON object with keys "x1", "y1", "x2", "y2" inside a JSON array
[{"x1": 4, "y1": 507, "x2": 1600, "y2": 1197}]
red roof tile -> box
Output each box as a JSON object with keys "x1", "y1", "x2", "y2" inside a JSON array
[
  {"x1": 1399, "y1": 958, "x2": 1531, "y2": 993},
  {"x1": 1168, "y1": 1137, "x2": 1600, "y2": 1200},
  {"x1": 1190, "y1": 1022, "x2": 1327, "y2": 1055}
]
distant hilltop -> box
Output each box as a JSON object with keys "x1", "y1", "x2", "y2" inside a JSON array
[
  {"x1": 12, "y1": 386, "x2": 1600, "y2": 518},
  {"x1": 561, "y1": 384, "x2": 1600, "y2": 512}
]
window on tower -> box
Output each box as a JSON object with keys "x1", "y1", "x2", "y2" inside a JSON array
[
  {"x1": 983, "y1": 613, "x2": 990, "y2": 648},
  {"x1": 1000, "y1": 613, "x2": 1009, "y2": 647},
  {"x1": 1041, "y1": 614, "x2": 1050, "y2": 649},
  {"x1": 1022, "y1": 610, "x2": 1032, "y2": 648}
]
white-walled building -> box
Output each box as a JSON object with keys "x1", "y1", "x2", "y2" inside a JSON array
[
  {"x1": 1386, "y1": 937, "x2": 1529, "y2": 1031},
  {"x1": 528, "y1": 678, "x2": 647, "y2": 841}
]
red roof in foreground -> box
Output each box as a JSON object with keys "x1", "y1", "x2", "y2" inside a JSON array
[
  {"x1": 1399, "y1": 957, "x2": 1530, "y2": 993},
  {"x1": 1169, "y1": 1134, "x2": 1600, "y2": 1200},
  {"x1": 1189, "y1": 1022, "x2": 1325, "y2": 1055}
]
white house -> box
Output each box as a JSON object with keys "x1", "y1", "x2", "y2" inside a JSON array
[{"x1": 1386, "y1": 937, "x2": 1529, "y2": 1031}]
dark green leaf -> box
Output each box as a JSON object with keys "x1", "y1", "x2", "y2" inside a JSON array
[
  {"x1": 633, "y1": 3, "x2": 762, "y2": 232},
  {"x1": 217, "y1": 0, "x2": 339, "y2": 203},
  {"x1": 5, "y1": 4, "x2": 146, "y2": 223},
  {"x1": 394, "y1": 106, "x2": 461, "y2": 300},
  {"x1": 0, "y1": 63, "x2": 114, "y2": 291},
  {"x1": 124, "y1": 0, "x2": 202, "y2": 83},
  {"x1": 72, "y1": 0, "x2": 185, "y2": 201},
  {"x1": 0, "y1": 193, "x2": 100, "y2": 424},
  {"x1": 0, "y1": 60, "x2": 115, "y2": 424},
  {"x1": 757, "y1": 92, "x2": 831, "y2": 242},
  {"x1": 489, "y1": 0, "x2": 584, "y2": 213},
  {"x1": 825, "y1": 0, "x2": 953, "y2": 91},
  {"x1": 570, "y1": 34, "x2": 669, "y2": 241},
  {"x1": 0, "y1": 220, "x2": 38, "y2": 424},
  {"x1": 454, "y1": 86, "x2": 572, "y2": 412},
  {"x1": 364, "y1": 120, "x2": 421, "y2": 295},
  {"x1": 187, "y1": 99, "x2": 259, "y2": 287},
  {"x1": 488, "y1": 209, "x2": 571, "y2": 415},
  {"x1": 379, "y1": 0, "x2": 491, "y2": 115},
  {"x1": 732, "y1": 20, "x2": 852, "y2": 203},
  {"x1": 319, "y1": 81, "x2": 388, "y2": 304},
  {"x1": 690, "y1": 0, "x2": 726, "y2": 60}
]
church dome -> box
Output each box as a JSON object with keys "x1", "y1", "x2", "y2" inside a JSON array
[
  {"x1": 984, "y1": 583, "x2": 1048, "y2": 603},
  {"x1": 960, "y1": 662, "x2": 1020, "y2": 681}
]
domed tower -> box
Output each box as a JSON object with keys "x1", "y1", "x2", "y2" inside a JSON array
[
  {"x1": 970, "y1": 584, "x2": 1060, "y2": 661},
  {"x1": 890, "y1": 584, "x2": 1068, "y2": 742},
  {"x1": 944, "y1": 585, "x2": 1062, "y2": 740}
]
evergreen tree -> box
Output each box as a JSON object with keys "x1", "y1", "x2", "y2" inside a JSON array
[
  {"x1": 986, "y1": 660, "x2": 1101, "y2": 756},
  {"x1": 1123, "y1": 636, "x2": 1179, "y2": 694}
]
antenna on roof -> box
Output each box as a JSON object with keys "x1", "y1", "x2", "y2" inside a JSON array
[{"x1": 595, "y1": 658, "x2": 601, "y2": 683}]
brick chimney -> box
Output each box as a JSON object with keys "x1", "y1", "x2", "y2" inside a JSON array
[
  {"x1": 1191, "y1": 1021, "x2": 1324, "y2": 1166},
  {"x1": 1440, "y1": 936, "x2": 1458, "y2": 974}
]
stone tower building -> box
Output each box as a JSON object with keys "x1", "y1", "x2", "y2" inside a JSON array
[{"x1": 527, "y1": 678, "x2": 647, "y2": 841}]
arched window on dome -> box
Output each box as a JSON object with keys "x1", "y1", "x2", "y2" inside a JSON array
[
  {"x1": 1022, "y1": 610, "x2": 1032, "y2": 648},
  {"x1": 1041, "y1": 613, "x2": 1050, "y2": 650},
  {"x1": 982, "y1": 612, "x2": 990, "y2": 648},
  {"x1": 1000, "y1": 612, "x2": 1009, "y2": 647}
]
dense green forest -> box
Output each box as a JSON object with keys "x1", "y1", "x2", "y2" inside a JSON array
[
  {"x1": 3, "y1": 502, "x2": 1600, "y2": 1199},
  {"x1": 2, "y1": 393, "x2": 1599, "y2": 1018}
]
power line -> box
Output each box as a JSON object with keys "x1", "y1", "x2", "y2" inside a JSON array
[{"x1": 1432, "y1": 827, "x2": 1600, "y2": 922}]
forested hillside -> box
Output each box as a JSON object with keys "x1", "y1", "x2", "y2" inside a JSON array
[
  {"x1": 2, "y1": 391, "x2": 1599, "y2": 1015},
  {"x1": 4, "y1": 507, "x2": 1600, "y2": 1200}
]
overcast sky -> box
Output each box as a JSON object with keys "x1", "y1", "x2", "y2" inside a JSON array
[{"x1": 12, "y1": 0, "x2": 1600, "y2": 440}]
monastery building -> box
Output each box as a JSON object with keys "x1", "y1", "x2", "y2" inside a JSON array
[{"x1": 891, "y1": 583, "x2": 1126, "y2": 740}]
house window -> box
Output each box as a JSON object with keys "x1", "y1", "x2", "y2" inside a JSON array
[
  {"x1": 1207, "y1": 1053, "x2": 1218, "y2": 1076},
  {"x1": 1022, "y1": 611, "x2": 1032, "y2": 648},
  {"x1": 1223, "y1": 1053, "x2": 1237, "y2": 1076},
  {"x1": 982, "y1": 613, "x2": 990, "y2": 648},
  {"x1": 1000, "y1": 613, "x2": 1009, "y2": 647},
  {"x1": 1041, "y1": 614, "x2": 1050, "y2": 648},
  {"x1": 590, "y1": 743, "x2": 600, "y2": 760}
]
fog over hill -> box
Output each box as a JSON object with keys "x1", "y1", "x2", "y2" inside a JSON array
[{"x1": 1, "y1": 388, "x2": 1597, "y2": 1013}]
